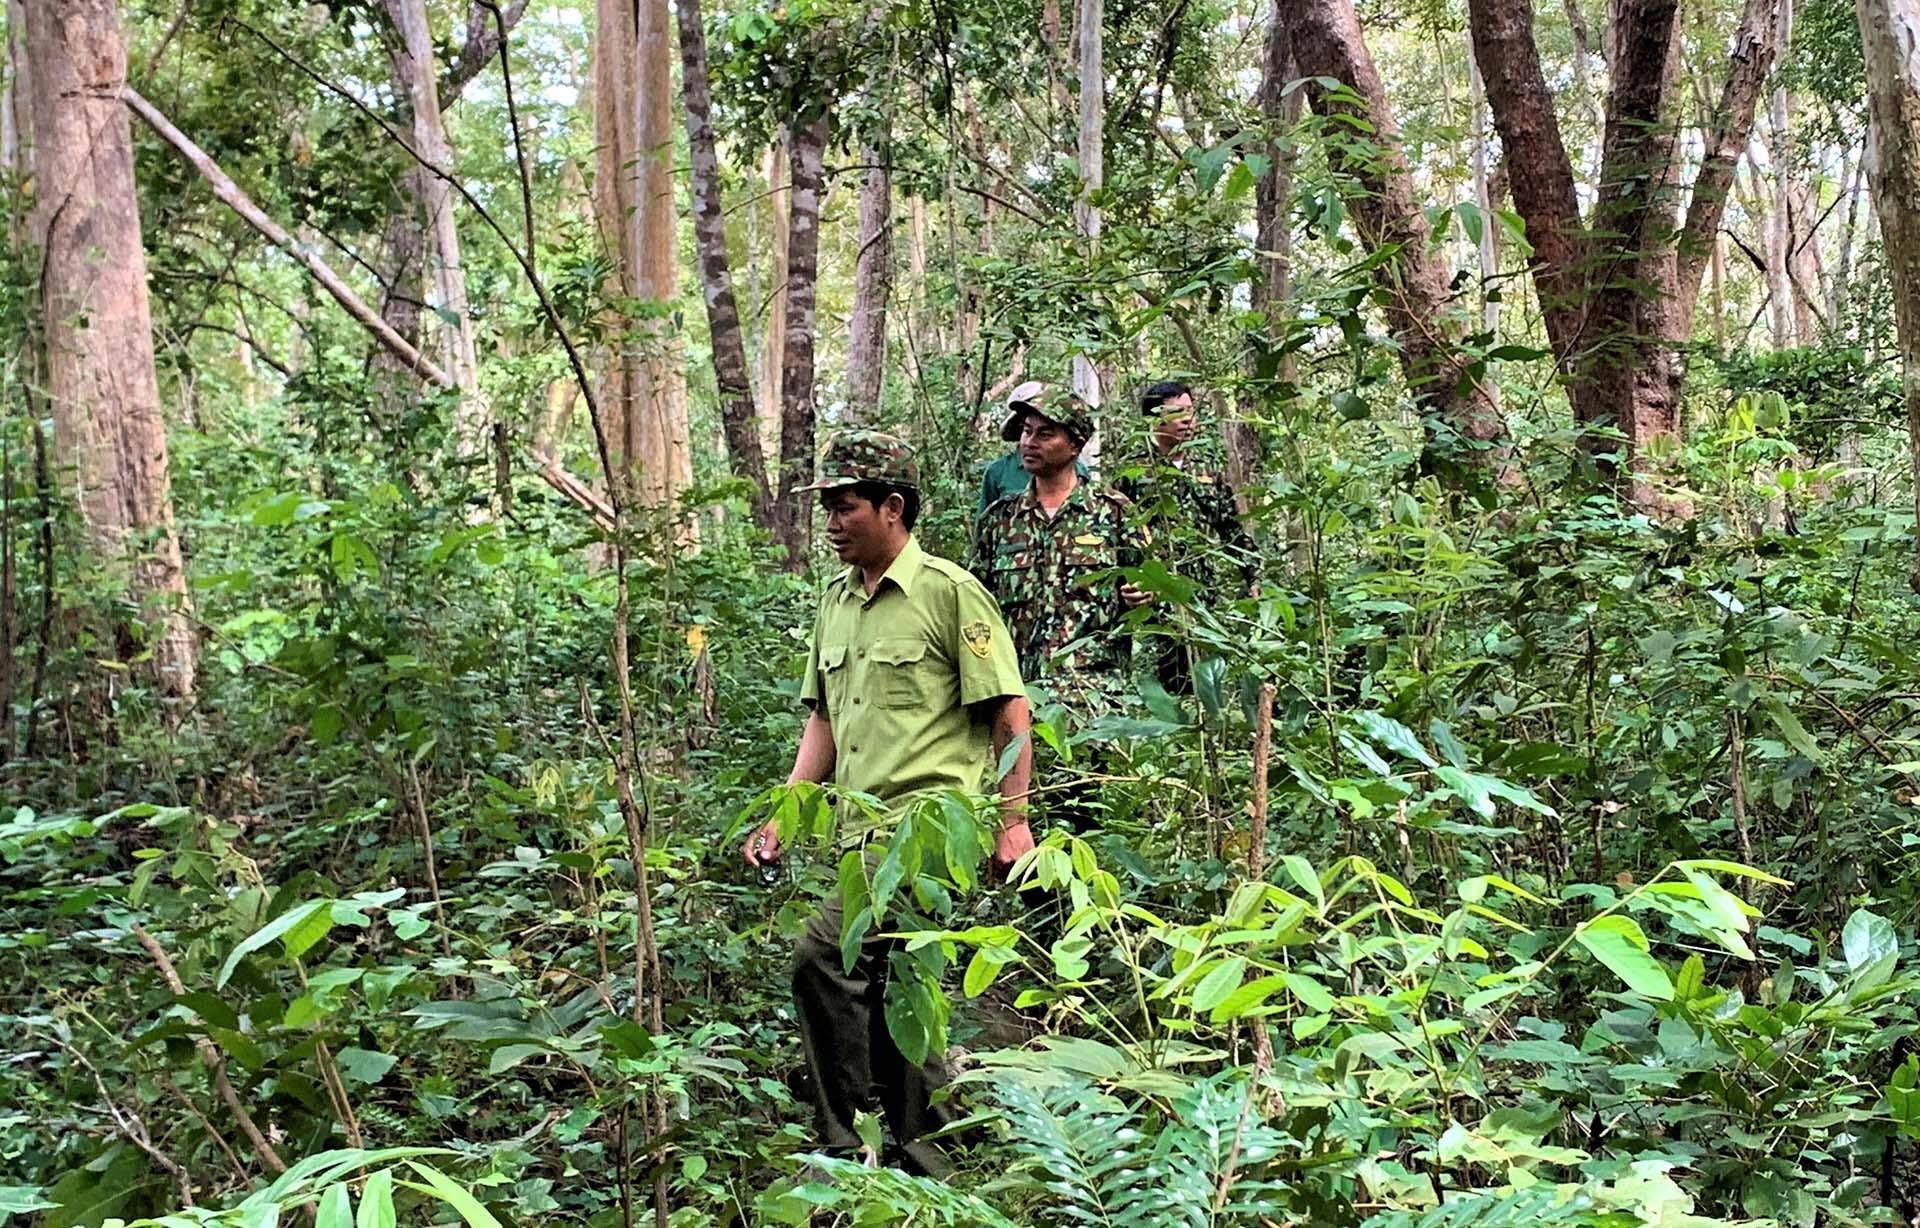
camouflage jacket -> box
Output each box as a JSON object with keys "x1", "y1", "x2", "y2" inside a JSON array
[
  {"x1": 971, "y1": 481, "x2": 1148, "y2": 685},
  {"x1": 1115, "y1": 451, "x2": 1259, "y2": 592}
]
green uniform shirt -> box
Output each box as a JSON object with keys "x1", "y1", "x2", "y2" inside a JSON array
[
  {"x1": 975, "y1": 451, "x2": 1091, "y2": 528},
  {"x1": 801, "y1": 535, "x2": 1026, "y2": 804}
]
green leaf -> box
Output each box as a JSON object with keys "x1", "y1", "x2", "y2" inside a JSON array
[
  {"x1": 1761, "y1": 699, "x2": 1822, "y2": 762},
  {"x1": 1841, "y1": 909, "x2": 1897, "y2": 985},
  {"x1": 356, "y1": 1171, "x2": 395, "y2": 1228},
  {"x1": 217, "y1": 899, "x2": 333, "y2": 987},
  {"x1": 1352, "y1": 712, "x2": 1437, "y2": 767},
  {"x1": 601, "y1": 1020, "x2": 656, "y2": 1060},
  {"x1": 403, "y1": 1164, "x2": 500, "y2": 1228},
  {"x1": 1191, "y1": 957, "x2": 1247, "y2": 1012},
  {"x1": 1284, "y1": 971, "x2": 1336, "y2": 1012},
  {"x1": 0, "y1": 1187, "x2": 56, "y2": 1227},
  {"x1": 1574, "y1": 915, "x2": 1674, "y2": 999},
  {"x1": 316, "y1": 1183, "x2": 352, "y2": 1228},
  {"x1": 487, "y1": 1043, "x2": 547, "y2": 1074},
  {"x1": 336, "y1": 1047, "x2": 399, "y2": 1084},
  {"x1": 283, "y1": 905, "x2": 336, "y2": 960}
]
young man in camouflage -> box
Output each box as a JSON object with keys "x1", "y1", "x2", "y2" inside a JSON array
[
  {"x1": 742, "y1": 429, "x2": 1033, "y2": 1176},
  {"x1": 973, "y1": 378, "x2": 1090, "y2": 531},
  {"x1": 972, "y1": 386, "x2": 1153, "y2": 713},
  {"x1": 1117, "y1": 380, "x2": 1261, "y2": 691}
]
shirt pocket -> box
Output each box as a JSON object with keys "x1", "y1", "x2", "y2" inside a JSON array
[
  {"x1": 869, "y1": 636, "x2": 930, "y2": 709},
  {"x1": 819, "y1": 642, "x2": 850, "y2": 713}
]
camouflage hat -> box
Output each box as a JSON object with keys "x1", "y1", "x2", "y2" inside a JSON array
[
  {"x1": 1000, "y1": 381, "x2": 1096, "y2": 445},
  {"x1": 797, "y1": 428, "x2": 920, "y2": 492}
]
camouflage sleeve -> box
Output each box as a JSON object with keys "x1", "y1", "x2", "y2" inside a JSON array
[{"x1": 969, "y1": 499, "x2": 1005, "y2": 595}]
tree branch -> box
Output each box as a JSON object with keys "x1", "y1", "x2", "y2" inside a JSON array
[{"x1": 439, "y1": 0, "x2": 530, "y2": 108}]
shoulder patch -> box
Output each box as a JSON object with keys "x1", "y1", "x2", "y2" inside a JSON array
[{"x1": 961, "y1": 619, "x2": 995, "y2": 659}]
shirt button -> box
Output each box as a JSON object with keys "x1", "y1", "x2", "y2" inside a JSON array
[{"x1": 853, "y1": 696, "x2": 862, "y2": 704}]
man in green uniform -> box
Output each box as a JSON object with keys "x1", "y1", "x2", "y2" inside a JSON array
[
  {"x1": 1117, "y1": 380, "x2": 1261, "y2": 691},
  {"x1": 974, "y1": 379, "x2": 1089, "y2": 531},
  {"x1": 972, "y1": 388, "x2": 1152, "y2": 713},
  {"x1": 743, "y1": 428, "x2": 1032, "y2": 1176}
]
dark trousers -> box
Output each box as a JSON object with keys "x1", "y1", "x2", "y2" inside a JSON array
[{"x1": 792, "y1": 889, "x2": 955, "y2": 1176}]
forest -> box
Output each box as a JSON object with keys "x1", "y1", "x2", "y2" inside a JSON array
[{"x1": 6, "y1": 0, "x2": 1920, "y2": 1223}]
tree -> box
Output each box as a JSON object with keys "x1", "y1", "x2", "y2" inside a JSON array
[
  {"x1": 1469, "y1": 0, "x2": 1781, "y2": 510},
  {"x1": 385, "y1": 0, "x2": 485, "y2": 449},
  {"x1": 1072, "y1": 0, "x2": 1104, "y2": 408},
  {"x1": 27, "y1": 0, "x2": 196, "y2": 698},
  {"x1": 845, "y1": 161, "x2": 893, "y2": 413},
  {"x1": 1276, "y1": 0, "x2": 1507, "y2": 454},
  {"x1": 774, "y1": 115, "x2": 828, "y2": 569},
  {"x1": 1856, "y1": 0, "x2": 1920, "y2": 588},
  {"x1": 594, "y1": 0, "x2": 693, "y2": 511},
  {"x1": 674, "y1": 0, "x2": 775, "y2": 527}
]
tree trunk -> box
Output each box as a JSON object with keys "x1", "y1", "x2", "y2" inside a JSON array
[
  {"x1": 28, "y1": 0, "x2": 196, "y2": 698},
  {"x1": 1279, "y1": 0, "x2": 1506, "y2": 448},
  {"x1": 1677, "y1": 0, "x2": 1779, "y2": 326},
  {"x1": 1072, "y1": 0, "x2": 1104, "y2": 408},
  {"x1": 845, "y1": 159, "x2": 893, "y2": 416},
  {"x1": 1, "y1": 0, "x2": 29, "y2": 176},
  {"x1": 758, "y1": 141, "x2": 788, "y2": 467},
  {"x1": 774, "y1": 115, "x2": 828, "y2": 570},
  {"x1": 1240, "y1": 0, "x2": 1300, "y2": 498},
  {"x1": 1856, "y1": 0, "x2": 1920, "y2": 589},
  {"x1": 593, "y1": 0, "x2": 692, "y2": 512},
  {"x1": 385, "y1": 0, "x2": 485, "y2": 448},
  {"x1": 673, "y1": 0, "x2": 775, "y2": 527}
]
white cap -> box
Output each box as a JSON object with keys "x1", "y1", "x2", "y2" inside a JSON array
[{"x1": 1005, "y1": 379, "x2": 1047, "y2": 409}]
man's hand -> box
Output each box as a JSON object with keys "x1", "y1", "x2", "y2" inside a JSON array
[
  {"x1": 743, "y1": 821, "x2": 782, "y2": 867},
  {"x1": 1120, "y1": 581, "x2": 1155, "y2": 608},
  {"x1": 991, "y1": 818, "x2": 1035, "y2": 878}
]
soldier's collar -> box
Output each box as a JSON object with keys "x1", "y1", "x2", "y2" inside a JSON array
[{"x1": 840, "y1": 534, "x2": 925, "y2": 600}]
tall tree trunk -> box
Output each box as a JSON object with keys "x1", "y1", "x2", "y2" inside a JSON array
[
  {"x1": 1279, "y1": 0, "x2": 1506, "y2": 449},
  {"x1": 758, "y1": 141, "x2": 788, "y2": 466},
  {"x1": 1676, "y1": 0, "x2": 1779, "y2": 326},
  {"x1": 28, "y1": 0, "x2": 196, "y2": 698},
  {"x1": 775, "y1": 115, "x2": 828, "y2": 570},
  {"x1": 1857, "y1": 0, "x2": 1920, "y2": 589},
  {"x1": 1072, "y1": 0, "x2": 1104, "y2": 409},
  {"x1": 385, "y1": 0, "x2": 485, "y2": 448},
  {"x1": 1241, "y1": 0, "x2": 1301, "y2": 498},
  {"x1": 845, "y1": 160, "x2": 893, "y2": 415},
  {"x1": 1, "y1": 0, "x2": 28, "y2": 176},
  {"x1": 673, "y1": 0, "x2": 775, "y2": 527},
  {"x1": 594, "y1": 0, "x2": 692, "y2": 512}
]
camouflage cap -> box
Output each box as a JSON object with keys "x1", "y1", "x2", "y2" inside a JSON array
[
  {"x1": 1000, "y1": 381, "x2": 1096, "y2": 445},
  {"x1": 797, "y1": 428, "x2": 920, "y2": 491}
]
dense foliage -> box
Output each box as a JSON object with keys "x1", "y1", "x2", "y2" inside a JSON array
[{"x1": 3, "y1": 0, "x2": 1917, "y2": 1226}]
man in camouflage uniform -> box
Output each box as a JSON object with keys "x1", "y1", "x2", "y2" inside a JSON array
[
  {"x1": 974, "y1": 379, "x2": 1090, "y2": 531},
  {"x1": 1117, "y1": 380, "x2": 1261, "y2": 691},
  {"x1": 972, "y1": 385, "x2": 1152, "y2": 714},
  {"x1": 744, "y1": 429, "x2": 1032, "y2": 1176}
]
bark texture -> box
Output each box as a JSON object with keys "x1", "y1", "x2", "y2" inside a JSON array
[
  {"x1": 1279, "y1": 0, "x2": 1506, "y2": 446},
  {"x1": 1072, "y1": 0, "x2": 1104, "y2": 407},
  {"x1": 593, "y1": 0, "x2": 692, "y2": 511},
  {"x1": 1469, "y1": 0, "x2": 1779, "y2": 511},
  {"x1": 385, "y1": 0, "x2": 485, "y2": 446},
  {"x1": 758, "y1": 141, "x2": 788, "y2": 464},
  {"x1": 29, "y1": 0, "x2": 196, "y2": 698},
  {"x1": 1855, "y1": 0, "x2": 1920, "y2": 588},
  {"x1": 673, "y1": 0, "x2": 775, "y2": 527},
  {"x1": 844, "y1": 158, "x2": 893, "y2": 416},
  {"x1": 773, "y1": 116, "x2": 828, "y2": 569}
]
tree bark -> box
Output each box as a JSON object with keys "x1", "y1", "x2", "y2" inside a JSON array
[
  {"x1": 674, "y1": 0, "x2": 775, "y2": 527},
  {"x1": 758, "y1": 141, "x2": 788, "y2": 468},
  {"x1": 1279, "y1": 0, "x2": 1506, "y2": 447},
  {"x1": 1, "y1": 0, "x2": 29, "y2": 176},
  {"x1": 593, "y1": 0, "x2": 692, "y2": 512},
  {"x1": 1677, "y1": 0, "x2": 1780, "y2": 324},
  {"x1": 1240, "y1": 0, "x2": 1301, "y2": 498},
  {"x1": 1466, "y1": 32, "x2": 1499, "y2": 336},
  {"x1": 1072, "y1": 0, "x2": 1104, "y2": 408},
  {"x1": 29, "y1": 0, "x2": 196, "y2": 699},
  {"x1": 774, "y1": 115, "x2": 828, "y2": 570},
  {"x1": 845, "y1": 158, "x2": 893, "y2": 416},
  {"x1": 1855, "y1": 0, "x2": 1920, "y2": 589},
  {"x1": 385, "y1": 0, "x2": 485, "y2": 448}
]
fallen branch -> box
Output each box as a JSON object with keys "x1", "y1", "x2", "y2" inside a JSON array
[
  {"x1": 132, "y1": 924, "x2": 288, "y2": 1174},
  {"x1": 122, "y1": 85, "x2": 613, "y2": 532}
]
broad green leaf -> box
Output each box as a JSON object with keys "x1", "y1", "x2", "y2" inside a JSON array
[
  {"x1": 1676, "y1": 859, "x2": 1791, "y2": 887},
  {"x1": 404, "y1": 1164, "x2": 501, "y2": 1228},
  {"x1": 1761, "y1": 699, "x2": 1822, "y2": 762},
  {"x1": 1192, "y1": 957, "x2": 1247, "y2": 1012},
  {"x1": 0, "y1": 1187, "x2": 56, "y2": 1227},
  {"x1": 357, "y1": 1171, "x2": 395, "y2": 1228},
  {"x1": 1352, "y1": 712, "x2": 1437, "y2": 767},
  {"x1": 335, "y1": 1047, "x2": 398, "y2": 1084},
  {"x1": 316, "y1": 1183, "x2": 352, "y2": 1228},
  {"x1": 1842, "y1": 909, "x2": 1897, "y2": 985},
  {"x1": 1284, "y1": 971, "x2": 1336, "y2": 1012},
  {"x1": 1574, "y1": 915, "x2": 1674, "y2": 999},
  {"x1": 217, "y1": 899, "x2": 332, "y2": 987}
]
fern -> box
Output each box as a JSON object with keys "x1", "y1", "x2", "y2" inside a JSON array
[
  {"x1": 761, "y1": 1154, "x2": 1024, "y2": 1227},
  {"x1": 1357, "y1": 1185, "x2": 1629, "y2": 1228},
  {"x1": 996, "y1": 1078, "x2": 1152, "y2": 1227}
]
